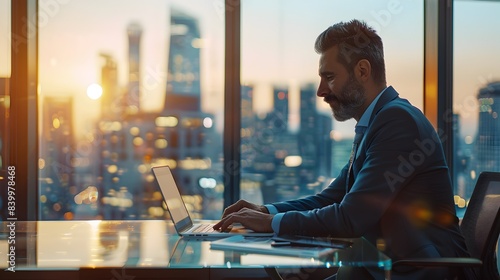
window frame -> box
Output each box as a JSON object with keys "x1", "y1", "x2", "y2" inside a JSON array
[
  {"x1": 8, "y1": 0, "x2": 38, "y2": 265},
  {"x1": 423, "y1": 0, "x2": 454, "y2": 176},
  {"x1": 223, "y1": 0, "x2": 241, "y2": 209},
  {"x1": 10, "y1": 0, "x2": 38, "y2": 221}
]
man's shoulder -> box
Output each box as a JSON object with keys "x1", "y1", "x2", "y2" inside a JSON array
[
  {"x1": 377, "y1": 97, "x2": 423, "y2": 119},
  {"x1": 371, "y1": 97, "x2": 433, "y2": 133}
]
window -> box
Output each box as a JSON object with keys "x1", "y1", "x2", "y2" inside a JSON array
[
  {"x1": 0, "y1": 0, "x2": 10, "y2": 221},
  {"x1": 240, "y1": 0, "x2": 423, "y2": 203},
  {"x1": 19, "y1": 0, "x2": 427, "y2": 221},
  {"x1": 38, "y1": 0, "x2": 225, "y2": 220},
  {"x1": 452, "y1": 0, "x2": 500, "y2": 214}
]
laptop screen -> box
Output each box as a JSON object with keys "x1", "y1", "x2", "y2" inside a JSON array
[{"x1": 152, "y1": 166, "x2": 193, "y2": 231}]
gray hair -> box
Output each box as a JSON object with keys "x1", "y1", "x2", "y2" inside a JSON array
[{"x1": 315, "y1": 19, "x2": 386, "y2": 84}]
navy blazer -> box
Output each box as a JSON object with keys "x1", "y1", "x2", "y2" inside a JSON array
[{"x1": 271, "y1": 86, "x2": 470, "y2": 279}]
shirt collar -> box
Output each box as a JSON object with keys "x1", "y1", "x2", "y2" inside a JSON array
[{"x1": 356, "y1": 87, "x2": 387, "y2": 129}]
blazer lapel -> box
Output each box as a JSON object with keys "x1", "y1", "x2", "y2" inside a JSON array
[{"x1": 347, "y1": 86, "x2": 400, "y2": 192}]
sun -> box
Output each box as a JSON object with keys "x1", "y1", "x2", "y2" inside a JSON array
[{"x1": 86, "y1": 83, "x2": 103, "y2": 100}]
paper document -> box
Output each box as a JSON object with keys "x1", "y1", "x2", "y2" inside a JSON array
[
  {"x1": 271, "y1": 235, "x2": 353, "y2": 249},
  {"x1": 210, "y1": 235, "x2": 339, "y2": 258}
]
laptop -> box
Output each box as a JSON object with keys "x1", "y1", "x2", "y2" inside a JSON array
[{"x1": 151, "y1": 165, "x2": 273, "y2": 238}]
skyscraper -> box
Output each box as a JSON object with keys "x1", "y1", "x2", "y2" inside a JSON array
[
  {"x1": 273, "y1": 86, "x2": 289, "y2": 132},
  {"x1": 99, "y1": 53, "x2": 119, "y2": 119},
  {"x1": 299, "y1": 84, "x2": 318, "y2": 170},
  {"x1": 452, "y1": 113, "x2": 472, "y2": 199},
  {"x1": 127, "y1": 22, "x2": 142, "y2": 114},
  {"x1": 473, "y1": 81, "x2": 500, "y2": 179},
  {"x1": 94, "y1": 13, "x2": 221, "y2": 220},
  {"x1": 164, "y1": 8, "x2": 201, "y2": 111},
  {"x1": 299, "y1": 84, "x2": 332, "y2": 181},
  {"x1": 241, "y1": 85, "x2": 255, "y2": 171}
]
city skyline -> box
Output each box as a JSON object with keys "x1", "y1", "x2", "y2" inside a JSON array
[
  {"x1": 33, "y1": 3, "x2": 340, "y2": 220},
  {"x1": 1, "y1": 1, "x2": 500, "y2": 139}
]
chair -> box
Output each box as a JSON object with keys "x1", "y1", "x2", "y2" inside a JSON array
[{"x1": 392, "y1": 171, "x2": 500, "y2": 280}]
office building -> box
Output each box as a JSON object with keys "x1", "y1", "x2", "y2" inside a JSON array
[
  {"x1": 164, "y1": 8, "x2": 201, "y2": 111},
  {"x1": 472, "y1": 81, "x2": 500, "y2": 191},
  {"x1": 452, "y1": 113, "x2": 472, "y2": 199},
  {"x1": 99, "y1": 53, "x2": 120, "y2": 119},
  {"x1": 97, "y1": 111, "x2": 218, "y2": 219},
  {"x1": 241, "y1": 85, "x2": 256, "y2": 171},
  {"x1": 127, "y1": 22, "x2": 142, "y2": 114},
  {"x1": 94, "y1": 9, "x2": 221, "y2": 220},
  {"x1": 273, "y1": 86, "x2": 289, "y2": 132},
  {"x1": 299, "y1": 84, "x2": 333, "y2": 179}
]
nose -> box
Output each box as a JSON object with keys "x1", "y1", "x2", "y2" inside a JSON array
[{"x1": 317, "y1": 79, "x2": 328, "y2": 97}]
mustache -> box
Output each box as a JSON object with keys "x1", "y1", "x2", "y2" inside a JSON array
[{"x1": 324, "y1": 94, "x2": 337, "y2": 103}]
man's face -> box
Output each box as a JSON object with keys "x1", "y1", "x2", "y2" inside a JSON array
[{"x1": 317, "y1": 46, "x2": 366, "y2": 122}]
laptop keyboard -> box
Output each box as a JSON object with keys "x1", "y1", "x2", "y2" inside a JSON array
[{"x1": 192, "y1": 224, "x2": 217, "y2": 233}]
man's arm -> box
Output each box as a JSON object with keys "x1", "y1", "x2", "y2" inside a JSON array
[{"x1": 213, "y1": 164, "x2": 349, "y2": 233}]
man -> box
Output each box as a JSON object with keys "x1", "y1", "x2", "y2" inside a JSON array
[{"x1": 213, "y1": 19, "x2": 470, "y2": 279}]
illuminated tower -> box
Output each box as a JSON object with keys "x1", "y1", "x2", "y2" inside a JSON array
[
  {"x1": 127, "y1": 22, "x2": 142, "y2": 114},
  {"x1": 164, "y1": 8, "x2": 201, "y2": 111},
  {"x1": 474, "y1": 81, "x2": 500, "y2": 178},
  {"x1": 99, "y1": 53, "x2": 119, "y2": 118}
]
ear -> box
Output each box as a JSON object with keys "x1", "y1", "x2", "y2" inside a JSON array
[{"x1": 355, "y1": 59, "x2": 371, "y2": 82}]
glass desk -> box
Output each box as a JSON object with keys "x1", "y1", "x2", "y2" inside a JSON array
[{"x1": 0, "y1": 220, "x2": 391, "y2": 279}]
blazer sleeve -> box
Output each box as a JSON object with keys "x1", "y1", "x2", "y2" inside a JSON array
[{"x1": 274, "y1": 103, "x2": 447, "y2": 237}]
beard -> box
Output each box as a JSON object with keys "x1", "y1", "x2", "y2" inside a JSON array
[{"x1": 325, "y1": 74, "x2": 366, "y2": 121}]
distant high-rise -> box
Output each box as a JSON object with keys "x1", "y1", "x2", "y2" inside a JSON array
[
  {"x1": 127, "y1": 22, "x2": 142, "y2": 114},
  {"x1": 272, "y1": 86, "x2": 289, "y2": 132},
  {"x1": 241, "y1": 85, "x2": 254, "y2": 126},
  {"x1": 100, "y1": 53, "x2": 119, "y2": 118},
  {"x1": 96, "y1": 110, "x2": 218, "y2": 219},
  {"x1": 241, "y1": 85, "x2": 255, "y2": 170},
  {"x1": 473, "y1": 81, "x2": 500, "y2": 177},
  {"x1": 299, "y1": 84, "x2": 332, "y2": 178},
  {"x1": 299, "y1": 84, "x2": 317, "y2": 169},
  {"x1": 164, "y1": 8, "x2": 201, "y2": 111}
]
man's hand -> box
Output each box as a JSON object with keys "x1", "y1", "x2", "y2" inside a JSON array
[
  {"x1": 213, "y1": 207, "x2": 274, "y2": 233},
  {"x1": 220, "y1": 199, "x2": 269, "y2": 218}
]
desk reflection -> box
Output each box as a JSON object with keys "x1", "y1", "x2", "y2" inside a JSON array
[{"x1": 0, "y1": 220, "x2": 391, "y2": 279}]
